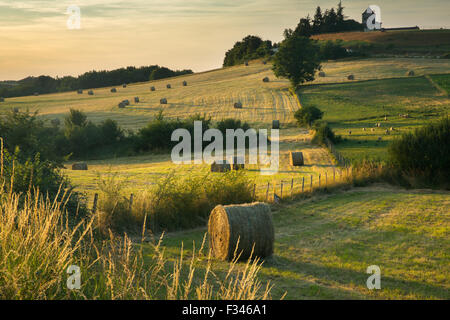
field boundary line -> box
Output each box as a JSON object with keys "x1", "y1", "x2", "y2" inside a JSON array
[{"x1": 424, "y1": 74, "x2": 448, "y2": 96}]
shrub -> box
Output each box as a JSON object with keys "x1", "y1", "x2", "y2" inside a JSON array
[
  {"x1": 388, "y1": 117, "x2": 450, "y2": 187},
  {"x1": 312, "y1": 122, "x2": 341, "y2": 146},
  {"x1": 294, "y1": 106, "x2": 323, "y2": 127}
]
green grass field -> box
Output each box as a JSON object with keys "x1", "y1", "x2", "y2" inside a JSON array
[
  {"x1": 152, "y1": 185, "x2": 450, "y2": 299},
  {"x1": 299, "y1": 73, "x2": 450, "y2": 162}
]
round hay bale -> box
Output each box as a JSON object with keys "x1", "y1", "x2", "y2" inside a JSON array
[
  {"x1": 208, "y1": 202, "x2": 274, "y2": 261},
  {"x1": 182, "y1": 81, "x2": 187, "y2": 86},
  {"x1": 134, "y1": 97, "x2": 140, "y2": 103},
  {"x1": 407, "y1": 70, "x2": 415, "y2": 76},
  {"x1": 272, "y1": 120, "x2": 280, "y2": 129},
  {"x1": 262, "y1": 77, "x2": 270, "y2": 83},
  {"x1": 234, "y1": 102, "x2": 242, "y2": 109},
  {"x1": 34, "y1": 92, "x2": 39, "y2": 96},
  {"x1": 160, "y1": 98, "x2": 168, "y2": 105},
  {"x1": 51, "y1": 118, "x2": 60, "y2": 126},
  {"x1": 349, "y1": 130, "x2": 352, "y2": 135},
  {"x1": 211, "y1": 160, "x2": 231, "y2": 173},
  {"x1": 166, "y1": 84, "x2": 171, "y2": 89},
  {"x1": 232, "y1": 156, "x2": 245, "y2": 171},
  {"x1": 290, "y1": 152, "x2": 304, "y2": 166},
  {"x1": 371, "y1": 128, "x2": 375, "y2": 132},
  {"x1": 123, "y1": 84, "x2": 127, "y2": 88},
  {"x1": 123, "y1": 99, "x2": 130, "y2": 106},
  {"x1": 118, "y1": 102, "x2": 126, "y2": 108},
  {"x1": 88, "y1": 90, "x2": 94, "y2": 95},
  {"x1": 150, "y1": 86, "x2": 156, "y2": 91},
  {"x1": 347, "y1": 75, "x2": 355, "y2": 80},
  {"x1": 13, "y1": 107, "x2": 19, "y2": 113},
  {"x1": 72, "y1": 162, "x2": 88, "y2": 171},
  {"x1": 262, "y1": 60, "x2": 267, "y2": 65},
  {"x1": 319, "y1": 71, "x2": 326, "y2": 77},
  {"x1": 244, "y1": 61, "x2": 249, "y2": 66},
  {"x1": 363, "y1": 128, "x2": 366, "y2": 131},
  {"x1": 111, "y1": 88, "x2": 117, "y2": 93},
  {"x1": 77, "y1": 90, "x2": 83, "y2": 94}
]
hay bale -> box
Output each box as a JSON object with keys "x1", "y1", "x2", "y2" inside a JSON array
[
  {"x1": 77, "y1": 90, "x2": 83, "y2": 94},
  {"x1": 111, "y1": 88, "x2": 117, "y2": 93},
  {"x1": 72, "y1": 162, "x2": 88, "y2": 171},
  {"x1": 363, "y1": 128, "x2": 366, "y2": 131},
  {"x1": 262, "y1": 60, "x2": 267, "y2": 65},
  {"x1": 232, "y1": 156, "x2": 245, "y2": 171},
  {"x1": 160, "y1": 98, "x2": 168, "y2": 104},
  {"x1": 234, "y1": 102, "x2": 242, "y2": 109},
  {"x1": 272, "y1": 120, "x2": 280, "y2": 129},
  {"x1": 51, "y1": 118, "x2": 60, "y2": 126},
  {"x1": 134, "y1": 97, "x2": 140, "y2": 103},
  {"x1": 208, "y1": 202, "x2": 274, "y2": 261},
  {"x1": 210, "y1": 160, "x2": 231, "y2": 173},
  {"x1": 123, "y1": 99, "x2": 130, "y2": 106},
  {"x1": 123, "y1": 84, "x2": 127, "y2": 88},
  {"x1": 244, "y1": 61, "x2": 249, "y2": 66},
  {"x1": 347, "y1": 75, "x2": 355, "y2": 80},
  {"x1": 290, "y1": 152, "x2": 304, "y2": 166},
  {"x1": 182, "y1": 81, "x2": 187, "y2": 86},
  {"x1": 166, "y1": 84, "x2": 171, "y2": 89},
  {"x1": 13, "y1": 107, "x2": 19, "y2": 113},
  {"x1": 348, "y1": 130, "x2": 352, "y2": 135},
  {"x1": 319, "y1": 71, "x2": 326, "y2": 77},
  {"x1": 118, "y1": 102, "x2": 126, "y2": 108},
  {"x1": 34, "y1": 92, "x2": 39, "y2": 96},
  {"x1": 407, "y1": 70, "x2": 415, "y2": 76},
  {"x1": 150, "y1": 86, "x2": 156, "y2": 91},
  {"x1": 88, "y1": 90, "x2": 94, "y2": 95},
  {"x1": 262, "y1": 77, "x2": 270, "y2": 82}
]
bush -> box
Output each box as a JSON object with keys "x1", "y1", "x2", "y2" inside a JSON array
[
  {"x1": 294, "y1": 106, "x2": 323, "y2": 127},
  {"x1": 388, "y1": 117, "x2": 450, "y2": 187},
  {"x1": 96, "y1": 170, "x2": 254, "y2": 234},
  {"x1": 312, "y1": 122, "x2": 341, "y2": 146}
]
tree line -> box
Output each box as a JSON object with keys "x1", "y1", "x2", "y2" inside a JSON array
[{"x1": 0, "y1": 65, "x2": 193, "y2": 98}]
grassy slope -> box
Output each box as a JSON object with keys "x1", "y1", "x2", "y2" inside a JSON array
[
  {"x1": 312, "y1": 29, "x2": 450, "y2": 55},
  {"x1": 154, "y1": 186, "x2": 450, "y2": 300},
  {"x1": 299, "y1": 73, "x2": 450, "y2": 162}
]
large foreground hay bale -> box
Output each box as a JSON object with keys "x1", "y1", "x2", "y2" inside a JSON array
[
  {"x1": 160, "y1": 98, "x2": 168, "y2": 104},
  {"x1": 232, "y1": 156, "x2": 245, "y2": 170},
  {"x1": 347, "y1": 74, "x2": 355, "y2": 80},
  {"x1": 208, "y1": 202, "x2": 274, "y2": 261},
  {"x1": 262, "y1": 77, "x2": 269, "y2": 82},
  {"x1": 272, "y1": 120, "x2": 280, "y2": 129},
  {"x1": 72, "y1": 162, "x2": 88, "y2": 171},
  {"x1": 234, "y1": 102, "x2": 242, "y2": 109},
  {"x1": 211, "y1": 160, "x2": 231, "y2": 172},
  {"x1": 290, "y1": 152, "x2": 304, "y2": 166}
]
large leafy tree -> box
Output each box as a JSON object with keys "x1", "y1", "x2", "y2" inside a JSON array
[{"x1": 272, "y1": 34, "x2": 321, "y2": 88}]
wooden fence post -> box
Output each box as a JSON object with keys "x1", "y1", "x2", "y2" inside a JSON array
[
  {"x1": 280, "y1": 182, "x2": 283, "y2": 199},
  {"x1": 310, "y1": 175, "x2": 313, "y2": 191},
  {"x1": 129, "y1": 194, "x2": 134, "y2": 211},
  {"x1": 92, "y1": 193, "x2": 98, "y2": 213},
  {"x1": 290, "y1": 178, "x2": 294, "y2": 197},
  {"x1": 302, "y1": 177, "x2": 305, "y2": 193}
]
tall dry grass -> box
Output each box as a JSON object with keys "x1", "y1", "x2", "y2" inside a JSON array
[{"x1": 0, "y1": 186, "x2": 271, "y2": 299}]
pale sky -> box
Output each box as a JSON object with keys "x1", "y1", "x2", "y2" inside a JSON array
[{"x1": 1, "y1": 0, "x2": 449, "y2": 80}]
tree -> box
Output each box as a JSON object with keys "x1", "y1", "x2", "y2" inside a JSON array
[
  {"x1": 223, "y1": 35, "x2": 273, "y2": 67},
  {"x1": 272, "y1": 35, "x2": 321, "y2": 88},
  {"x1": 293, "y1": 106, "x2": 323, "y2": 127},
  {"x1": 313, "y1": 6, "x2": 323, "y2": 33}
]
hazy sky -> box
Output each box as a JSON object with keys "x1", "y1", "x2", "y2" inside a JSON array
[{"x1": 1, "y1": 0, "x2": 449, "y2": 80}]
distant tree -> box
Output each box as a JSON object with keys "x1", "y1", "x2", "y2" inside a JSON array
[
  {"x1": 313, "y1": 6, "x2": 324, "y2": 33},
  {"x1": 272, "y1": 35, "x2": 321, "y2": 88},
  {"x1": 223, "y1": 35, "x2": 273, "y2": 67}
]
